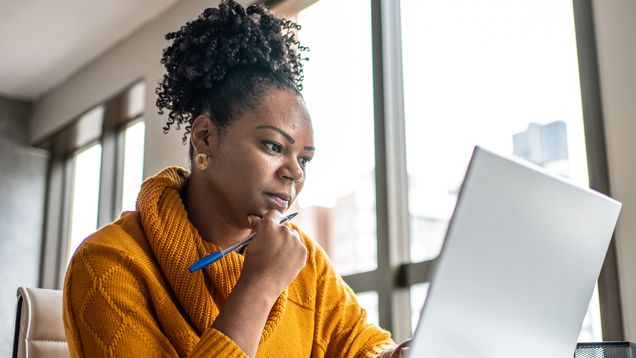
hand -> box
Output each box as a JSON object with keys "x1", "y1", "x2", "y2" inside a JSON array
[
  {"x1": 378, "y1": 339, "x2": 411, "y2": 358},
  {"x1": 240, "y1": 210, "x2": 307, "y2": 301},
  {"x1": 210, "y1": 211, "x2": 306, "y2": 358}
]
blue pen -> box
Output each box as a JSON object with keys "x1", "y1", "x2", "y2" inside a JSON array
[{"x1": 188, "y1": 212, "x2": 298, "y2": 273}]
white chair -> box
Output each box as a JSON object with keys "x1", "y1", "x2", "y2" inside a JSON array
[{"x1": 12, "y1": 287, "x2": 70, "y2": 358}]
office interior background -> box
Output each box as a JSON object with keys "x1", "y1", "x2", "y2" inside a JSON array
[{"x1": 1, "y1": 0, "x2": 635, "y2": 355}]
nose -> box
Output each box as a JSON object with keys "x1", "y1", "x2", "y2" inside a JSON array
[{"x1": 278, "y1": 156, "x2": 304, "y2": 184}]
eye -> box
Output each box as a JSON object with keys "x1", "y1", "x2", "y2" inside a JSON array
[
  {"x1": 263, "y1": 141, "x2": 282, "y2": 153},
  {"x1": 300, "y1": 157, "x2": 312, "y2": 166}
]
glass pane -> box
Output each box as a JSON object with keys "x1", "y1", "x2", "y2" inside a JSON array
[
  {"x1": 121, "y1": 121, "x2": 146, "y2": 213},
  {"x1": 293, "y1": 0, "x2": 377, "y2": 276},
  {"x1": 356, "y1": 290, "x2": 379, "y2": 327},
  {"x1": 400, "y1": 0, "x2": 600, "y2": 342},
  {"x1": 410, "y1": 282, "x2": 430, "y2": 335},
  {"x1": 579, "y1": 284, "x2": 603, "y2": 342},
  {"x1": 68, "y1": 144, "x2": 102, "y2": 263},
  {"x1": 401, "y1": 0, "x2": 588, "y2": 263}
]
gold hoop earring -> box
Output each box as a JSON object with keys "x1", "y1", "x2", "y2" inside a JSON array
[{"x1": 195, "y1": 153, "x2": 208, "y2": 170}]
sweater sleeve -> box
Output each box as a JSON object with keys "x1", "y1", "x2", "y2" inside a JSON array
[
  {"x1": 307, "y1": 239, "x2": 396, "y2": 358},
  {"x1": 63, "y1": 243, "x2": 247, "y2": 358}
]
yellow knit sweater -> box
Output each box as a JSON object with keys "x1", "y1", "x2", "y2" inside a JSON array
[{"x1": 63, "y1": 167, "x2": 394, "y2": 357}]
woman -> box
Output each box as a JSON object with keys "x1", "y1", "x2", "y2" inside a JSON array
[{"x1": 63, "y1": 1, "x2": 409, "y2": 357}]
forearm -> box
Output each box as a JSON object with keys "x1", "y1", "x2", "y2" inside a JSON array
[{"x1": 211, "y1": 277, "x2": 279, "y2": 357}]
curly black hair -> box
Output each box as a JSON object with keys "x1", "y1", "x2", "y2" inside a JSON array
[{"x1": 155, "y1": 0, "x2": 308, "y2": 149}]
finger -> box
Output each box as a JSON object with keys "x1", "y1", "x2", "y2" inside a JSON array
[
  {"x1": 381, "y1": 346, "x2": 399, "y2": 358},
  {"x1": 289, "y1": 228, "x2": 301, "y2": 240},
  {"x1": 261, "y1": 209, "x2": 283, "y2": 224},
  {"x1": 396, "y1": 339, "x2": 411, "y2": 349},
  {"x1": 390, "y1": 339, "x2": 411, "y2": 358}
]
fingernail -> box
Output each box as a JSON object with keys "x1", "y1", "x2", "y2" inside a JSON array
[{"x1": 247, "y1": 216, "x2": 252, "y2": 226}]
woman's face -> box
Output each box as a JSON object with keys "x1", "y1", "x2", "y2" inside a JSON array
[{"x1": 198, "y1": 89, "x2": 314, "y2": 225}]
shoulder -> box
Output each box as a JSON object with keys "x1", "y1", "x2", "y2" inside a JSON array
[
  {"x1": 64, "y1": 211, "x2": 157, "y2": 296},
  {"x1": 71, "y1": 211, "x2": 150, "y2": 266},
  {"x1": 62, "y1": 212, "x2": 173, "y2": 356}
]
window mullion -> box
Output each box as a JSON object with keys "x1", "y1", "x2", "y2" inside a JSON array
[
  {"x1": 112, "y1": 128, "x2": 126, "y2": 218},
  {"x1": 97, "y1": 129, "x2": 116, "y2": 229},
  {"x1": 371, "y1": 0, "x2": 412, "y2": 340},
  {"x1": 342, "y1": 271, "x2": 382, "y2": 293},
  {"x1": 56, "y1": 157, "x2": 74, "y2": 289},
  {"x1": 380, "y1": 0, "x2": 410, "y2": 269},
  {"x1": 98, "y1": 99, "x2": 127, "y2": 228},
  {"x1": 381, "y1": 0, "x2": 412, "y2": 341},
  {"x1": 371, "y1": 0, "x2": 391, "y2": 333},
  {"x1": 40, "y1": 156, "x2": 65, "y2": 289}
]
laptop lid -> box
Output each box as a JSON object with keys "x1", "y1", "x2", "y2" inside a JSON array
[{"x1": 408, "y1": 146, "x2": 621, "y2": 358}]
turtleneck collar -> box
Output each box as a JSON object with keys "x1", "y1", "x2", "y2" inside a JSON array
[{"x1": 136, "y1": 166, "x2": 288, "y2": 342}]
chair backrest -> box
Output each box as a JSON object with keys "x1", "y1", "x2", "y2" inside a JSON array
[{"x1": 12, "y1": 287, "x2": 70, "y2": 358}]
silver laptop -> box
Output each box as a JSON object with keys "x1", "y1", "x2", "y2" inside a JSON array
[{"x1": 408, "y1": 146, "x2": 621, "y2": 358}]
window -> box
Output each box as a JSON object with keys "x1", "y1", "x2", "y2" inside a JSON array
[
  {"x1": 356, "y1": 291, "x2": 380, "y2": 326},
  {"x1": 270, "y1": 0, "x2": 617, "y2": 343},
  {"x1": 291, "y1": 0, "x2": 377, "y2": 276},
  {"x1": 400, "y1": 0, "x2": 588, "y2": 262},
  {"x1": 121, "y1": 121, "x2": 146, "y2": 213},
  {"x1": 38, "y1": 81, "x2": 146, "y2": 288},
  {"x1": 410, "y1": 283, "x2": 430, "y2": 334},
  {"x1": 67, "y1": 144, "x2": 102, "y2": 263},
  {"x1": 400, "y1": 0, "x2": 599, "y2": 341}
]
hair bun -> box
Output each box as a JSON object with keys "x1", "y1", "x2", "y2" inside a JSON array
[{"x1": 156, "y1": 0, "x2": 307, "y2": 136}]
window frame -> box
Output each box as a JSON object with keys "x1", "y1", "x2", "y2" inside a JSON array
[{"x1": 572, "y1": 0, "x2": 624, "y2": 341}]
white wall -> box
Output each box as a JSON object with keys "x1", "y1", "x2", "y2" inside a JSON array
[
  {"x1": 592, "y1": 0, "x2": 636, "y2": 341},
  {"x1": 30, "y1": 0, "x2": 254, "y2": 179},
  {"x1": 0, "y1": 96, "x2": 48, "y2": 357}
]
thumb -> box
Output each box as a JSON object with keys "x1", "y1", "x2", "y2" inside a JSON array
[{"x1": 247, "y1": 215, "x2": 262, "y2": 229}]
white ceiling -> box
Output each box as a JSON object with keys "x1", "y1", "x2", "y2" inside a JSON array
[{"x1": 0, "y1": 0, "x2": 179, "y2": 100}]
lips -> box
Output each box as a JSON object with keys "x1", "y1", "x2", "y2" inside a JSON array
[{"x1": 266, "y1": 193, "x2": 291, "y2": 209}]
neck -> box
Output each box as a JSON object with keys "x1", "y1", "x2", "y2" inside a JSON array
[{"x1": 182, "y1": 171, "x2": 252, "y2": 249}]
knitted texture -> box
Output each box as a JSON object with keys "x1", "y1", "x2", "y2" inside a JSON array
[
  {"x1": 135, "y1": 167, "x2": 287, "y2": 340},
  {"x1": 63, "y1": 167, "x2": 395, "y2": 357}
]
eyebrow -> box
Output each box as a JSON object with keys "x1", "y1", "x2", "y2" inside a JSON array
[{"x1": 256, "y1": 125, "x2": 295, "y2": 144}]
